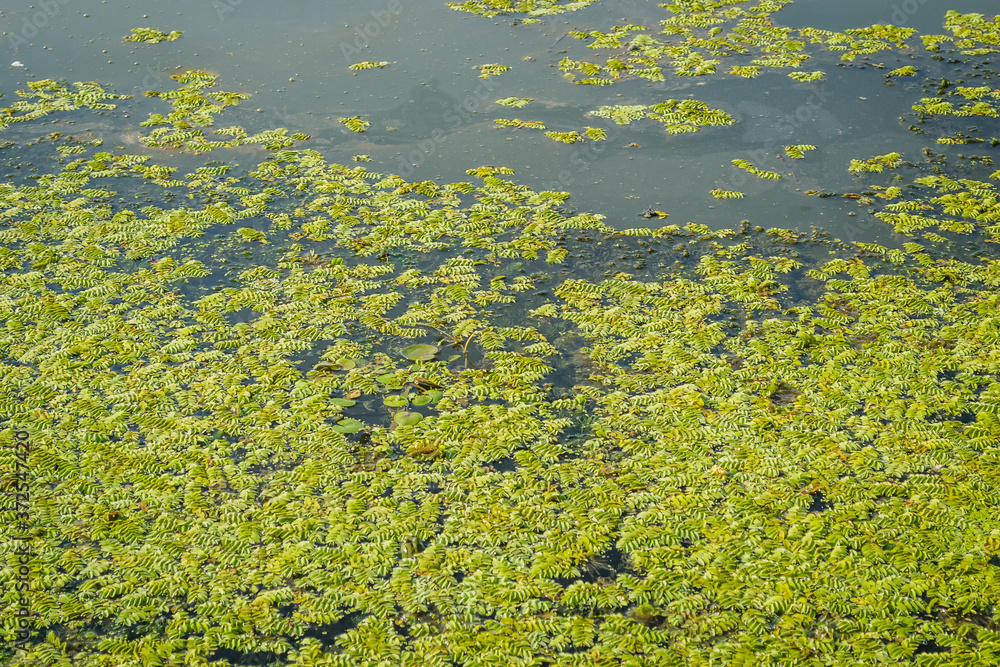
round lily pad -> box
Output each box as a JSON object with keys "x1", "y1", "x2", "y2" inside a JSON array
[
  {"x1": 331, "y1": 418, "x2": 365, "y2": 433},
  {"x1": 330, "y1": 398, "x2": 356, "y2": 407},
  {"x1": 393, "y1": 411, "x2": 423, "y2": 426},
  {"x1": 383, "y1": 395, "x2": 408, "y2": 407},
  {"x1": 400, "y1": 344, "x2": 439, "y2": 361},
  {"x1": 377, "y1": 372, "x2": 404, "y2": 389},
  {"x1": 411, "y1": 394, "x2": 432, "y2": 406},
  {"x1": 313, "y1": 358, "x2": 356, "y2": 372},
  {"x1": 312, "y1": 362, "x2": 340, "y2": 372}
]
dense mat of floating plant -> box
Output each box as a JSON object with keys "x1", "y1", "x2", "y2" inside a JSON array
[
  {"x1": 124, "y1": 28, "x2": 183, "y2": 44},
  {"x1": 447, "y1": 0, "x2": 600, "y2": 20},
  {"x1": 4, "y1": 146, "x2": 1000, "y2": 666},
  {"x1": 553, "y1": 0, "x2": 916, "y2": 86},
  {"x1": 2, "y1": 4, "x2": 1000, "y2": 667}
]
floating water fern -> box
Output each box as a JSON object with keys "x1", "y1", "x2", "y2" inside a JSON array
[
  {"x1": 494, "y1": 118, "x2": 546, "y2": 129},
  {"x1": 848, "y1": 152, "x2": 904, "y2": 175},
  {"x1": 349, "y1": 60, "x2": 391, "y2": 70},
  {"x1": 711, "y1": 188, "x2": 746, "y2": 199},
  {"x1": 124, "y1": 27, "x2": 183, "y2": 43},
  {"x1": 784, "y1": 144, "x2": 817, "y2": 159},
  {"x1": 731, "y1": 158, "x2": 782, "y2": 180},
  {"x1": 140, "y1": 70, "x2": 253, "y2": 151},
  {"x1": 588, "y1": 100, "x2": 733, "y2": 133},
  {"x1": 339, "y1": 115, "x2": 371, "y2": 132},
  {"x1": 587, "y1": 104, "x2": 646, "y2": 126},
  {"x1": 729, "y1": 65, "x2": 761, "y2": 78},
  {"x1": 0, "y1": 80, "x2": 131, "y2": 130},
  {"x1": 4, "y1": 7, "x2": 1000, "y2": 667},
  {"x1": 549, "y1": 3, "x2": 923, "y2": 89},
  {"x1": 545, "y1": 130, "x2": 583, "y2": 144},
  {"x1": 787, "y1": 70, "x2": 824, "y2": 82},
  {"x1": 447, "y1": 0, "x2": 599, "y2": 17},
  {"x1": 479, "y1": 63, "x2": 511, "y2": 79},
  {"x1": 4, "y1": 114, "x2": 1000, "y2": 667},
  {"x1": 495, "y1": 97, "x2": 533, "y2": 108}
]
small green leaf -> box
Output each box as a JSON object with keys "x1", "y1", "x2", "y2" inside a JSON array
[
  {"x1": 313, "y1": 358, "x2": 355, "y2": 372},
  {"x1": 401, "y1": 344, "x2": 439, "y2": 361},
  {"x1": 377, "y1": 373, "x2": 404, "y2": 389},
  {"x1": 394, "y1": 411, "x2": 423, "y2": 426},
  {"x1": 330, "y1": 398, "x2": 357, "y2": 407},
  {"x1": 331, "y1": 418, "x2": 365, "y2": 433},
  {"x1": 384, "y1": 395, "x2": 408, "y2": 407}
]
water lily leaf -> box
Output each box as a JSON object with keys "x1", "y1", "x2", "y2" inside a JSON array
[
  {"x1": 393, "y1": 411, "x2": 423, "y2": 426},
  {"x1": 330, "y1": 398, "x2": 356, "y2": 407},
  {"x1": 401, "y1": 344, "x2": 438, "y2": 361},
  {"x1": 313, "y1": 358, "x2": 355, "y2": 372},
  {"x1": 377, "y1": 373, "x2": 404, "y2": 389},
  {"x1": 312, "y1": 362, "x2": 340, "y2": 372},
  {"x1": 384, "y1": 395, "x2": 408, "y2": 407},
  {"x1": 331, "y1": 418, "x2": 365, "y2": 433},
  {"x1": 411, "y1": 394, "x2": 432, "y2": 406}
]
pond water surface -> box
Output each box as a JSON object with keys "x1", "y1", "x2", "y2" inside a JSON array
[{"x1": 2, "y1": 0, "x2": 997, "y2": 245}]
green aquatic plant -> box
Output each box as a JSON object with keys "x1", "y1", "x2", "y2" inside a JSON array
[
  {"x1": 912, "y1": 87, "x2": 1000, "y2": 122},
  {"x1": 544, "y1": 130, "x2": 584, "y2": 144},
  {"x1": 493, "y1": 118, "x2": 546, "y2": 129},
  {"x1": 849, "y1": 152, "x2": 903, "y2": 175},
  {"x1": 4, "y1": 8, "x2": 1000, "y2": 667},
  {"x1": 787, "y1": 69, "x2": 824, "y2": 81},
  {"x1": 942, "y1": 10, "x2": 1000, "y2": 54},
  {"x1": 447, "y1": 0, "x2": 599, "y2": 17},
  {"x1": 400, "y1": 344, "x2": 439, "y2": 361},
  {"x1": 0, "y1": 80, "x2": 131, "y2": 130},
  {"x1": 339, "y1": 115, "x2": 371, "y2": 132},
  {"x1": 124, "y1": 27, "x2": 183, "y2": 43},
  {"x1": 479, "y1": 63, "x2": 511, "y2": 79},
  {"x1": 864, "y1": 171, "x2": 1000, "y2": 241},
  {"x1": 3, "y1": 127, "x2": 1000, "y2": 667},
  {"x1": 937, "y1": 132, "x2": 984, "y2": 145},
  {"x1": 551, "y1": 2, "x2": 922, "y2": 89},
  {"x1": 586, "y1": 104, "x2": 646, "y2": 126},
  {"x1": 140, "y1": 71, "x2": 257, "y2": 151},
  {"x1": 729, "y1": 65, "x2": 761, "y2": 78},
  {"x1": 495, "y1": 97, "x2": 533, "y2": 108},
  {"x1": 732, "y1": 158, "x2": 782, "y2": 180},
  {"x1": 589, "y1": 100, "x2": 734, "y2": 134},
  {"x1": 711, "y1": 188, "x2": 746, "y2": 198},
  {"x1": 349, "y1": 61, "x2": 391, "y2": 70},
  {"x1": 784, "y1": 144, "x2": 817, "y2": 159},
  {"x1": 647, "y1": 99, "x2": 734, "y2": 132}
]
